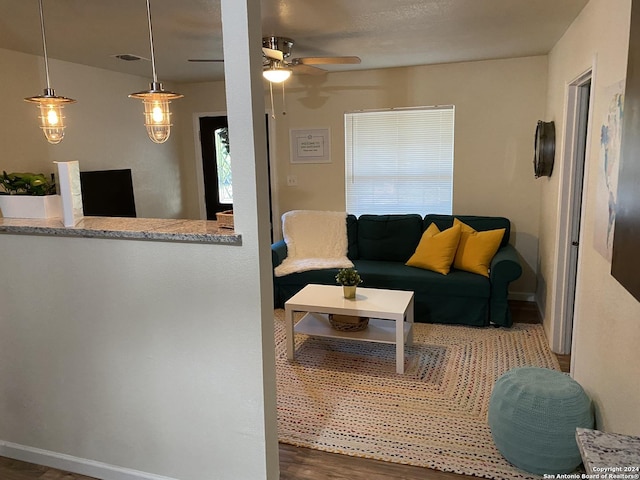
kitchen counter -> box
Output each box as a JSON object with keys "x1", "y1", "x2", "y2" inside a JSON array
[
  {"x1": 576, "y1": 427, "x2": 640, "y2": 475},
  {"x1": 0, "y1": 216, "x2": 241, "y2": 245}
]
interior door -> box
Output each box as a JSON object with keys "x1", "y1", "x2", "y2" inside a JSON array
[{"x1": 563, "y1": 78, "x2": 591, "y2": 354}]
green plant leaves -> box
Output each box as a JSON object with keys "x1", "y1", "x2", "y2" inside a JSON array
[
  {"x1": 335, "y1": 268, "x2": 362, "y2": 286},
  {"x1": 1, "y1": 171, "x2": 56, "y2": 196}
]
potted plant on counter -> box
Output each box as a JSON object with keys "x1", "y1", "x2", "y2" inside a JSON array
[
  {"x1": 0, "y1": 171, "x2": 61, "y2": 219},
  {"x1": 335, "y1": 267, "x2": 362, "y2": 299}
]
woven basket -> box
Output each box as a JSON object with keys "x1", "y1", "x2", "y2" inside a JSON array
[
  {"x1": 329, "y1": 314, "x2": 369, "y2": 332},
  {"x1": 216, "y1": 210, "x2": 234, "y2": 229}
]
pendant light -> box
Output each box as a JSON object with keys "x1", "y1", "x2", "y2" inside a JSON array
[
  {"x1": 129, "y1": 0, "x2": 183, "y2": 144},
  {"x1": 24, "y1": 0, "x2": 76, "y2": 145}
]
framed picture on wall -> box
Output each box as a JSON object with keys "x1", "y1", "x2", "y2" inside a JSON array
[
  {"x1": 290, "y1": 128, "x2": 331, "y2": 164},
  {"x1": 611, "y1": 0, "x2": 640, "y2": 302}
]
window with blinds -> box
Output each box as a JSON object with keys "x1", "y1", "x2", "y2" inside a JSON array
[{"x1": 344, "y1": 106, "x2": 454, "y2": 216}]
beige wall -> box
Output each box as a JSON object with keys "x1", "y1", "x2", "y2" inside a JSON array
[
  {"x1": 542, "y1": 0, "x2": 640, "y2": 433},
  {"x1": 177, "y1": 57, "x2": 548, "y2": 296},
  {"x1": 0, "y1": 47, "x2": 184, "y2": 219}
]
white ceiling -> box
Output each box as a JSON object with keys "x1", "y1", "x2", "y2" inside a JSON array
[{"x1": 0, "y1": 0, "x2": 589, "y2": 84}]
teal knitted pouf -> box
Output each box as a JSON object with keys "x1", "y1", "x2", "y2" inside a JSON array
[{"x1": 488, "y1": 367, "x2": 594, "y2": 475}]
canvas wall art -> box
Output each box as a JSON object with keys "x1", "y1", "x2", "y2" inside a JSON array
[{"x1": 593, "y1": 80, "x2": 624, "y2": 262}]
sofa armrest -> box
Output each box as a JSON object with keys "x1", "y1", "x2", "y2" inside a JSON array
[
  {"x1": 489, "y1": 244, "x2": 523, "y2": 327},
  {"x1": 490, "y1": 244, "x2": 522, "y2": 284},
  {"x1": 271, "y1": 240, "x2": 288, "y2": 269}
]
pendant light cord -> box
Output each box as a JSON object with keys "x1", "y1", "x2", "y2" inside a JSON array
[
  {"x1": 145, "y1": 0, "x2": 158, "y2": 84},
  {"x1": 37, "y1": 0, "x2": 52, "y2": 91}
]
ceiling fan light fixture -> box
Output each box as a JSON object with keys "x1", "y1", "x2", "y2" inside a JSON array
[{"x1": 263, "y1": 66, "x2": 292, "y2": 83}]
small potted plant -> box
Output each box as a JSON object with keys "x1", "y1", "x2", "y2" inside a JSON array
[
  {"x1": 335, "y1": 268, "x2": 362, "y2": 299},
  {"x1": 0, "y1": 171, "x2": 56, "y2": 196}
]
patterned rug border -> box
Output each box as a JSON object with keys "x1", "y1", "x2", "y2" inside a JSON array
[{"x1": 274, "y1": 309, "x2": 560, "y2": 480}]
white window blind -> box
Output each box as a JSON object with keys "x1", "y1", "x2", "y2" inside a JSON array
[{"x1": 344, "y1": 106, "x2": 454, "y2": 216}]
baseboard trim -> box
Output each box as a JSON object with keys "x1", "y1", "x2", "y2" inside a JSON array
[
  {"x1": 508, "y1": 292, "x2": 535, "y2": 302},
  {"x1": 0, "y1": 440, "x2": 179, "y2": 480}
]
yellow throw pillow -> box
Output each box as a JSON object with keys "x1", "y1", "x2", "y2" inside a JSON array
[
  {"x1": 453, "y1": 218, "x2": 505, "y2": 277},
  {"x1": 406, "y1": 223, "x2": 461, "y2": 275}
]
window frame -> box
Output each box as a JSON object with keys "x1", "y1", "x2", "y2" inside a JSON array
[{"x1": 344, "y1": 105, "x2": 455, "y2": 217}]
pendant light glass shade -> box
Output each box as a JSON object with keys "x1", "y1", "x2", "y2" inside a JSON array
[
  {"x1": 130, "y1": 0, "x2": 183, "y2": 144},
  {"x1": 130, "y1": 82, "x2": 183, "y2": 144},
  {"x1": 24, "y1": 0, "x2": 75, "y2": 144},
  {"x1": 25, "y1": 88, "x2": 75, "y2": 144}
]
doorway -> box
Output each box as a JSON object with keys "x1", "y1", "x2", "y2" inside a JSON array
[
  {"x1": 551, "y1": 70, "x2": 593, "y2": 356},
  {"x1": 199, "y1": 116, "x2": 232, "y2": 219},
  {"x1": 197, "y1": 114, "x2": 276, "y2": 240}
]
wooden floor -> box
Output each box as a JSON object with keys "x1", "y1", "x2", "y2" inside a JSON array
[{"x1": 0, "y1": 302, "x2": 569, "y2": 480}]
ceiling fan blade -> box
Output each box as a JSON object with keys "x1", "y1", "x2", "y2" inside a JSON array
[
  {"x1": 291, "y1": 63, "x2": 327, "y2": 75},
  {"x1": 188, "y1": 59, "x2": 224, "y2": 62},
  {"x1": 294, "y1": 56, "x2": 361, "y2": 65},
  {"x1": 262, "y1": 47, "x2": 284, "y2": 62}
]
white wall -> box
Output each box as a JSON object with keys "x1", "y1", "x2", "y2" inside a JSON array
[
  {"x1": 0, "y1": 47, "x2": 184, "y2": 219},
  {"x1": 176, "y1": 57, "x2": 548, "y2": 296},
  {"x1": 0, "y1": 234, "x2": 276, "y2": 480},
  {"x1": 541, "y1": 0, "x2": 640, "y2": 433}
]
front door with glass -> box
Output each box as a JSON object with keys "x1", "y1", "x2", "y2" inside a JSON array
[{"x1": 199, "y1": 116, "x2": 233, "y2": 219}]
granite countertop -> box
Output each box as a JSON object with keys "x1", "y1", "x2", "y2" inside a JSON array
[
  {"x1": 0, "y1": 216, "x2": 242, "y2": 245},
  {"x1": 576, "y1": 428, "x2": 640, "y2": 476}
]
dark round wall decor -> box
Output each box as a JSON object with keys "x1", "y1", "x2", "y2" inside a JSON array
[{"x1": 533, "y1": 120, "x2": 556, "y2": 178}]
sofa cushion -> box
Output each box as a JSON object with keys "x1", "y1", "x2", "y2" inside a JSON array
[
  {"x1": 347, "y1": 214, "x2": 359, "y2": 260},
  {"x1": 352, "y1": 259, "x2": 490, "y2": 298},
  {"x1": 406, "y1": 223, "x2": 461, "y2": 274},
  {"x1": 357, "y1": 214, "x2": 423, "y2": 262},
  {"x1": 424, "y1": 214, "x2": 511, "y2": 247},
  {"x1": 453, "y1": 219, "x2": 505, "y2": 277}
]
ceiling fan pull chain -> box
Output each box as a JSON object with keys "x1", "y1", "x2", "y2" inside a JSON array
[
  {"x1": 282, "y1": 82, "x2": 287, "y2": 116},
  {"x1": 269, "y1": 81, "x2": 275, "y2": 119}
]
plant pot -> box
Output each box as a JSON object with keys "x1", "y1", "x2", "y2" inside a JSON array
[
  {"x1": 0, "y1": 194, "x2": 62, "y2": 219},
  {"x1": 343, "y1": 285, "x2": 357, "y2": 299}
]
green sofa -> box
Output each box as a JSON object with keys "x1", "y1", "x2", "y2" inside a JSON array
[{"x1": 271, "y1": 214, "x2": 522, "y2": 327}]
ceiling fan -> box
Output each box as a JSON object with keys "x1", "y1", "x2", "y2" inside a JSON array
[{"x1": 189, "y1": 36, "x2": 361, "y2": 83}]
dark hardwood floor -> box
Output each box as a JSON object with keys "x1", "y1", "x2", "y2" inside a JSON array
[
  {"x1": 0, "y1": 456, "x2": 95, "y2": 480},
  {"x1": 0, "y1": 301, "x2": 569, "y2": 480}
]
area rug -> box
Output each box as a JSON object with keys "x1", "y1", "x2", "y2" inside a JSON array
[{"x1": 274, "y1": 309, "x2": 560, "y2": 480}]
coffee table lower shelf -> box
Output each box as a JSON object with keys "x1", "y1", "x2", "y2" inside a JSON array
[{"x1": 295, "y1": 312, "x2": 412, "y2": 343}]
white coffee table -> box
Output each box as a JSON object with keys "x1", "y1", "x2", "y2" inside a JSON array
[{"x1": 284, "y1": 284, "x2": 414, "y2": 374}]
